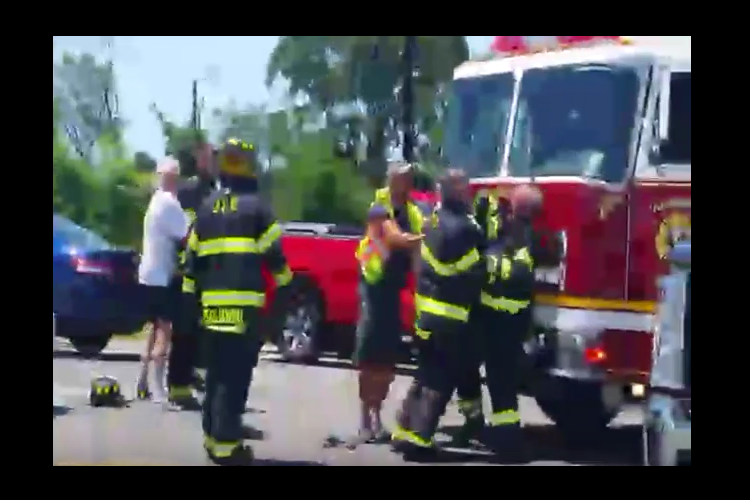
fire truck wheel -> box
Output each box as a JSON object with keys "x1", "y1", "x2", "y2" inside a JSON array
[
  {"x1": 534, "y1": 379, "x2": 617, "y2": 439},
  {"x1": 276, "y1": 276, "x2": 323, "y2": 364}
]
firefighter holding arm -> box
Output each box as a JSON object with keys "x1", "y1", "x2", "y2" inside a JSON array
[
  {"x1": 453, "y1": 190, "x2": 503, "y2": 445},
  {"x1": 391, "y1": 169, "x2": 485, "y2": 461},
  {"x1": 182, "y1": 138, "x2": 293, "y2": 466},
  {"x1": 474, "y1": 185, "x2": 541, "y2": 461}
]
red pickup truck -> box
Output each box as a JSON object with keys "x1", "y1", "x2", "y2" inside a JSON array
[{"x1": 271, "y1": 220, "x2": 421, "y2": 362}]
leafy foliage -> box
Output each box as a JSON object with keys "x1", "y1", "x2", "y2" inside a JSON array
[{"x1": 53, "y1": 36, "x2": 461, "y2": 248}]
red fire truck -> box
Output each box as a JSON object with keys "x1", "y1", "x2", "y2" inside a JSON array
[{"x1": 275, "y1": 36, "x2": 691, "y2": 435}]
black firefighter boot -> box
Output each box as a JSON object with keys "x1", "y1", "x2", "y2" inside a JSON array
[
  {"x1": 484, "y1": 424, "x2": 528, "y2": 464},
  {"x1": 454, "y1": 399, "x2": 485, "y2": 447},
  {"x1": 454, "y1": 414, "x2": 485, "y2": 448},
  {"x1": 169, "y1": 391, "x2": 203, "y2": 412},
  {"x1": 394, "y1": 388, "x2": 446, "y2": 463}
]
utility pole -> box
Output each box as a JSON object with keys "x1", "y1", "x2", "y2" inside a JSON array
[
  {"x1": 401, "y1": 36, "x2": 417, "y2": 163},
  {"x1": 191, "y1": 79, "x2": 200, "y2": 132}
]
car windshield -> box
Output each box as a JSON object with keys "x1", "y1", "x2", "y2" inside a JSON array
[
  {"x1": 443, "y1": 72, "x2": 515, "y2": 178},
  {"x1": 507, "y1": 64, "x2": 641, "y2": 182},
  {"x1": 53, "y1": 215, "x2": 112, "y2": 250}
]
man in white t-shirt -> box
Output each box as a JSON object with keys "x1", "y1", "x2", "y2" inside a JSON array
[{"x1": 136, "y1": 157, "x2": 190, "y2": 402}]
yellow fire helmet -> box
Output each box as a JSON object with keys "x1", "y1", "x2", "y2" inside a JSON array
[{"x1": 218, "y1": 137, "x2": 258, "y2": 178}]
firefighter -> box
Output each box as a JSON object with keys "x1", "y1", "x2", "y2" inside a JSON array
[
  {"x1": 166, "y1": 142, "x2": 218, "y2": 410},
  {"x1": 182, "y1": 137, "x2": 293, "y2": 466},
  {"x1": 453, "y1": 191, "x2": 503, "y2": 445},
  {"x1": 351, "y1": 161, "x2": 424, "y2": 445},
  {"x1": 391, "y1": 169, "x2": 485, "y2": 461},
  {"x1": 475, "y1": 185, "x2": 541, "y2": 460}
]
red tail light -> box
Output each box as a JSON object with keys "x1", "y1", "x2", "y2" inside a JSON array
[
  {"x1": 72, "y1": 257, "x2": 113, "y2": 277},
  {"x1": 584, "y1": 346, "x2": 607, "y2": 365}
]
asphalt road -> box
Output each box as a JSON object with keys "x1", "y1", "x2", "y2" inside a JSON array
[{"x1": 53, "y1": 339, "x2": 644, "y2": 466}]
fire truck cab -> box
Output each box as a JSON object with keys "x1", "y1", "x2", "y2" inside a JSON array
[{"x1": 446, "y1": 37, "x2": 691, "y2": 434}]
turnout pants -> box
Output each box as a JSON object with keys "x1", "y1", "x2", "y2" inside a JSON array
[
  {"x1": 202, "y1": 317, "x2": 262, "y2": 459},
  {"x1": 167, "y1": 282, "x2": 199, "y2": 400},
  {"x1": 479, "y1": 307, "x2": 530, "y2": 434},
  {"x1": 395, "y1": 325, "x2": 475, "y2": 447}
]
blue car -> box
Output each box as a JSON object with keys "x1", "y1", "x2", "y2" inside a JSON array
[{"x1": 53, "y1": 215, "x2": 146, "y2": 356}]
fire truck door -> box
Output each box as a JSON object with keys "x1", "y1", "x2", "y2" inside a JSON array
[{"x1": 628, "y1": 65, "x2": 692, "y2": 303}]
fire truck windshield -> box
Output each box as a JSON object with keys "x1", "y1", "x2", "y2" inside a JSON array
[
  {"x1": 443, "y1": 73, "x2": 515, "y2": 178},
  {"x1": 507, "y1": 64, "x2": 641, "y2": 181}
]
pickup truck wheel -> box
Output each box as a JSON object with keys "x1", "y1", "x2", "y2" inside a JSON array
[
  {"x1": 277, "y1": 277, "x2": 323, "y2": 364},
  {"x1": 535, "y1": 378, "x2": 617, "y2": 440},
  {"x1": 69, "y1": 334, "x2": 112, "y2": 358}
]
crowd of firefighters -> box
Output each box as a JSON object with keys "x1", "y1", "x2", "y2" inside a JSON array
[{"x1": 141, "y1": 138, "x2": 540, "y2": 466}]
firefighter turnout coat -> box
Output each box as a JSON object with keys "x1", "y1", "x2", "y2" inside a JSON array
[
  {"x1": 415, "y1": 199, "x2": 485, "y2": 338},
  {"x1": 181, "y1": 188, "x2": 293, "y2": 334}
]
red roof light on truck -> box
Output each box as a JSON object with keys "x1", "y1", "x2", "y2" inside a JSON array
[{"x1": 490, "y1": 36, "x2": 630, "y2": 56}]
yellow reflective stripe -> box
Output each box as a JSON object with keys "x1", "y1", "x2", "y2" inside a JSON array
[
  {"x1": 406, "y1": 202, "x2": 424, "y2": 234},
  {"x1": 487, "y1": 215, "x2": 499, "y2": 240},
  {"x1": 391, "y1": 425, "x2": 434, "y2": 448},
  {"x1": 185, "y1": 209, "x2": 197, "y2": 224},
  {"x1": 182, "y1": 277, "x2": 195, "y2": 294},
  {"x1": 205, "y1": 324, "x2": 245, "y2": 334},
  {"x1": 196, "y1": 224, "x2": 282, "y2": 257},
  {"x1": 201, "y1": 290, "x2": 265, "y2": 307},
  {"x1": 415, "y1": 327, "x2": 431, "y2": 340},
  {"x1": 273, "y1": 266, "x2": 293, "y2": 287},
  {"x1": 488, "y1": 409, "x2": 521, "y2": 427},
  {"x1": 169, "y1": 386, "x2": 192, "y2": 398},
  {"x1": 415, "y1": 294, "x2": 469, "y2": 322},
  {"x1": 420, "y1": 245, "x2": 480, "y2": 277},
  {"x1": 187, "y1": 230, "x2": 198, "y2": 251},
  {"x1": 515, "y1": 247, "x2": 533, "y2": 267},
  {"x1": 479, "y1": 292, "x2": 530, "y2": 314},
  {"x1": 198, "y1": 237, "x2": 256, "y2": 256},
  {"x1": 204, "y1": 436, "x2": 241, "y2": 458},
  {"x1": 256, "y1": 222, "x2": 282, "y2": 253}
]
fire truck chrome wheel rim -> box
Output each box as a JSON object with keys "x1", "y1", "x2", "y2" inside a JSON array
[{"x1": 282, "y1": 306, "x2": 315, "y2": 358}]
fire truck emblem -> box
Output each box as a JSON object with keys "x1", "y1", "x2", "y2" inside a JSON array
[{"x1": 655, "y1": 211, "x2": 691, "y2": 260}]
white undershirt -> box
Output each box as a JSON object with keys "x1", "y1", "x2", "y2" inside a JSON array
[{"x1": 138, "y1": 189, "x2": 189, "y2": 287}]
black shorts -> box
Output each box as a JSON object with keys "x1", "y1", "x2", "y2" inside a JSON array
[{"x1": 143, "y1": 283, "x2": 179, "y2": 323}]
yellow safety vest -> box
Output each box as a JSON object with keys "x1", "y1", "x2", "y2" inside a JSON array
[{"x1": 356, "y1": 188, "x2": 424, "y2": 284}]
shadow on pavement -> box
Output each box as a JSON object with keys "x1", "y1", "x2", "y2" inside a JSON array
[
  {"x1": 253, "y1": 459, "x2": 327, "y2": 466},
  {"x1": 53, "y1": 351, "x2": 141, "y2": 363},
  {"x1": 438, "y1": 423, "x2": 642, "y2": 466},
  {"x1": 268, "y1": 356, "x2": 416, "y2": 378},
  {"x1": 53, "y1": 406, "x2": 73, "y2": 419}
]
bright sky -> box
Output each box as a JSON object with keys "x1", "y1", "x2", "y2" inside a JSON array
[{"x1": 53, "y1": 36, "x2": 689, "y2": 157}]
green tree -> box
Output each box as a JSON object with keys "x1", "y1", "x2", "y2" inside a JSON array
[
  {"x1": 133, "y1": 151, "x2": 158, "y2": 172},
  {"x1": 213, "y1": 102, "x2": 372, "y2": 224},
  {"x1": 150, "y1": 104, "x2": 208, "y2": 178},
  {"x1": 53, "y1": 54, "x2": 149, "y2": 249},
  {"x1": 54, "y1": 52, "x2": 123, "y2": 160},
  {"x1": 266, "y1": 36, "x2": 469, "y2": 172}
]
